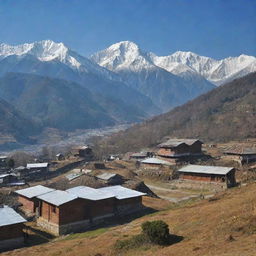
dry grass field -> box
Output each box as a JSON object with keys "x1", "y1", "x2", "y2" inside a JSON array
[{"x1": 2, "y1": 181, "x2": 256, "y2": 256}]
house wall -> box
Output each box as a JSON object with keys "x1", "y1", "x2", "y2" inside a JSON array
[
  {"x1": 180, "y1": 172, "x2": 226, "y2": 183},
  {"x1": 0, "y1": 223, "x2": 24, "y2": 241},
  {"x1": 116, "y1": 197, "x2": 143, "y2": 214},
  {"x1": 18, "y1": 195, "x2": 37, "y2": 214}
]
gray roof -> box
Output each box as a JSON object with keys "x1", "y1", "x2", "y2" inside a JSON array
[
  {"x1": 65, "y1": 173, "x2": 83, "y2": 181},
  {"x1": 27, "y1": 163, "x2": 49, "y2": 168},
  {"x1": 96, "y1": 173, "x2": 121, "y2": 181},
  {"x1": 66, "y1": 186, "x2": 114, "y2": 201},
  {"x1": 130, "y1": 152, "x2": 148, "y2": 158},
  {"x1": 97, "y1": 185, "x2": 146, "y2": 200},
  {"x1": 0, "y1": 156, "x2": 7, "y2": 159},
  {"x1": 178, "y1": 165, "x2": 234, "y2": 175},
  {"x1": 37, "y1": 190, "x2": 78, "y2": 206},
  {"x1": 158, "y1": 139, "x2": 202, "y2": 148},
  {"x1": 141, "y1": 157, "x2": 172, "y2": 166},
  {"x1": 0, "y1": 173, "x2": 16, "y2": 178},
  {"x1": 15, "y1": 185, "x2": 55, "y2": 199},
  {"x1": 15, "y1": 166, "x2": 26, "y2": 170},
  {"x1": 0, "y1": 206, "x2": 26, "y2": 227}
]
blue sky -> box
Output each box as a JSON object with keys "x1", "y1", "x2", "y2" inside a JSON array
[{"x1": 0, "y1": 0, "x2": 255, "y2": 59}]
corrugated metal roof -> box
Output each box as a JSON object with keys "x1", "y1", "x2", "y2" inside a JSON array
[
  {"x1": 66, "y1": 186, "x2": 114, "y2": 200},
  {"x1": 37, "y1": 190, "x2": 78, "y2": 206},
  {"x1": 15, "y1": 185, "x2": 55, "y2": 198},
  {"x1": 97, "y1": 185, "x2": 146, "y2": 200},
  {"x1": 27, "y1": 163, "x2": 49, "y2": 168},
  {"x1": 141, "y1": 157, "x2": 172, "y2": 165},
  {"x1": 0, "y1": 156, "x2": 7, "y2": 159},
  {"x1": 65, "y1": 173, "x2": 83, "y2": 181},
  {"x1": 96, "y1": 173, "x2": 119, "y2": 181},
  {"x1": 0, "y1": 173, "x2": 16, "y2": 178},
  {"x1": 0, "y1": 206, "x2": 26, "y2": 227},
  {"x1": 178, "y1": 165, "x2": 234, "y2": 175},
  {"x1": 158, "y1": 139, "x2": 202, "y2": 148},
  {"x1": 224, "y1": 146, "x2": 256, "y2": 155}
]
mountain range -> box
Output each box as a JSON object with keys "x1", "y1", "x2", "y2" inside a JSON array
[
  {"x1": 94, "y1": 72, "x2": 256, "y2": 153},
  {"x1": 0, "y1": 39, "x2": 255, "y2": 148}
]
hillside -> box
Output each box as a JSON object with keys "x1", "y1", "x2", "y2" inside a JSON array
[
  {"x1": 4, "y1": 182, "x2": 256, "y2": 256},
  {"x1": 94, "y1": 72, "x2": 256, "y2": 153},
  {"x1": 0, "y1": 98, "x2": 39, "y2": 148},
  {"x1": 0, "y1": 73, "x2": 148, "y2": 131}
]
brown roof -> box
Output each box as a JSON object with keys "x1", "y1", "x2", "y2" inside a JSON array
[
  {"x1": 224, "y1": 146, "x2": 256, "y2": 155},
  {"x1": 158, "y1": 139, "x2": 202, "y2": 148}
]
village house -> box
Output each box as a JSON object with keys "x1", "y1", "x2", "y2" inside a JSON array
[
  {"x1": 97, "y1": 185, "x2": 146, "y2": 215},
  {"x1": 0, "y1": 174, "x2": 18, "y2": 185},
  {"x1": 17, "y1": 185, "x2": 146, "y2": 236},
  {"x1": 56, "y1": 153, "x2": 65, "y2": 161},
  {"x1": 15, "y1": 185, "x2": 55, "y2": 215},
  {"x1": 140, "y1": 157, "x2": 173, "y2": 169},
  {"x1": 0, "y1": 206, "x2": 27, "y2": 251},
  {"x1": 96, "y1": 173, "x2": 124, "y2": 185},
  {"x1": 73, "y1": 145, "x2": 93, "y2": 159},
  {"x1": 130, "y1": 152, "x2": 152, "y2": 160},
  {"x1": 177, "y1": 165, "x2": 236, "y2": 188},
  {"x1": 27, "y1": 162, "x2": 49, "y2": 173},
  {"x1": 222, "y1": 146, "x2": 256, "y2": 165},
  {"x1": 157, "y1": 139, "x2": 203, "y2": 164}
]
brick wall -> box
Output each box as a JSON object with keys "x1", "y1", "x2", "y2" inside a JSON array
[
  {"x1": 18, "y1": 196, "x2": 37, "y2": 214},
  {"x1": 181, "y1": 173, "x2": 226, "y2": 183}
]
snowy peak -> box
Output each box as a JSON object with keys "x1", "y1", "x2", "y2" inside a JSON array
[
  {"x1": 0, "y1": 40, "x2": 68, "y2": 62},
  {"x1": 91, "y1": 41, "x2": 156, "y2": 72}
]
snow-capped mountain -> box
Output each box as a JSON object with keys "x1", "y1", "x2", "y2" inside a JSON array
[
  {"x1": 151, "y1": 51, "x2": 256, "y2": 85},
  {"x1": 91, "y1": 41, "x2": 215, "y2": 111},
  {"x1": 0, "y1": 40, "x2": 118, "y2": 80},
  {"x1": 0, "y1": 40, "x2": 160, "y2": 120}
]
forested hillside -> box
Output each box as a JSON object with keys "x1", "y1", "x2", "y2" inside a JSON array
[{"x1": 95, "y1": 72, "x2": 256, "y2": 153}]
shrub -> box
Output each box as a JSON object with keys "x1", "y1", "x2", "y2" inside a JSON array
[{"x1": 141, "y1": 220, "x2": 169, "y2": 245}]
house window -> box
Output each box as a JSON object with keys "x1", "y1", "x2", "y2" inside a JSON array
[{"x1": 52, "y1": 206, "x2": 56, "y2": 213}]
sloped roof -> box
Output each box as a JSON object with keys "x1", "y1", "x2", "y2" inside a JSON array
[
  {"x1": 0, "y1": 206, "x2": 26, "y2": 227},
  {"x1": 96, "y1": 173, "x2": 122, "y2": 181},
  {"x1": 27, "y1": 163, "x2": 49, "y2": 168},
  {"x1": 158, "y1": 139, "x2": 202, "y2": 148},
  {"x1": 141, "y1": 157, "x2": 172, "y2": 165},
  {"x1": 66, "y1": 186, "x2": 114, "y2": 200},
  {"x1": 37, "y1": 190, "x2": 78, "y2": 206},
  {"x1": 224, "y1": 146, "x2": 256, "y2": 155},
  {"x1": 15, "y1": 185, "x2": 55, "y2": 199},
  {"x1": 178, "y1": 165, "x2": 234, "y2": 175},
  {"x1": 97, "y1": 185, "x2": 146, "y2": 199}
]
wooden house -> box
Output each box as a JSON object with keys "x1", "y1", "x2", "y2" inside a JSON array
[
  {"x1": 140, "y1": 157, "x2": 172, "y2": 169},
  {"x1": 73, "y1": 146, "x2": 93, "y2": 159},
  {"x1": 0, "y1": 206, "x2": 26, "y2": 251},
  {"x1": 157, "y1": 139, "x2": 203, "y2": 163},
  {"x1": 15, "y1": 185, "x2": 55, "y2": 215},
  {"x1": 56, "y1": 153, "x2": 65, "y2": 161},
  {"x1": 222, "y1": 146, "x2": 256, "y2": 165},
  {"x1": 26, "y1": 163, "x2": 49, "y2": 172},
  {"x1": 177, "y1": 165, "x2": 236, "y2": 188},
  {"x1": 0, "y1": 174, "x2": 18, "y2": 185},
  {"x1": 36, "y1": 187, "x2": 116, "y2": 235},
  {"x1": 96, "y1": 173, "x2": 124, "y2": 185},
  {"x1": 97, "y1": 186, "x2": 146, "y2": 215}
]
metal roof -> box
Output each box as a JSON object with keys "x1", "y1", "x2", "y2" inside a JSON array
[
  {"x1": 37, "y1": 190, "x2": 78, "y2": 206},
  {"x1": 96, "y1": 173, "x2": 120, "y2": 181},
  {"x1": 130, "y1": 152, "x2": 148, "y2": 158},
  {"x1": 27, "y1": 163, "x2": 49, "y2": 168},
  {"x1": 15, "y1": 166, "x2": 26, "y2": 170},
  {"x1": 0, "y1": 206, "x2": 26, "y2": 227},
  {"x1": 0, "y1": 173, "x2": 16, "y2": 178},
  {"x1": 65, "y1": 173, "x2": 83, "y2": 181},
  {"x1": 97, "y1": 185, "x2": 146, "y2": 200},
  {"x1": 177, "y1": 165, "x2": 234, "y2": 175},
  {"x1": 158, "y1": 139, "x2": 202, "y2": 148},
  {"x1": 224, "y1": 146, "x2": 256, "y2": 155},
  {"x1": 15, "y1": 185, "x2": 55, "y2": 199},
  {"x1": 0, "y1": 156, "x2": 7, "y2": 159},
  {"x1": 141, "y1": 157, "x2": 172, "y2": 165},
  {"x1": 66, "y1": 186, "x2": 114, "y2": 200}
]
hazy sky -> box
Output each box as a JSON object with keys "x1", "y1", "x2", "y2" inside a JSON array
[{"x1": 0, "y1": 0, "x2": 255, "y2": 59}]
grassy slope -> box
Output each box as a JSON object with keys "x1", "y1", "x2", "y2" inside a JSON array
[
  {"x1": 95, "y1": 72, "x2": 256, "y2": 154},
  {"x1": 5, "y1": 183, "x2": 256, "y2": 256}
]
